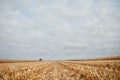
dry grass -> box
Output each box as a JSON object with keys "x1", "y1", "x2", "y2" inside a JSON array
[{"x1": 0, "y1": 60, "x2": 120, "y2": 80}]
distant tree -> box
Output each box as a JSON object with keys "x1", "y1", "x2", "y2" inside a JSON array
[{"x1": 39, "y1": 58, "x2": 42, "y2": 61}]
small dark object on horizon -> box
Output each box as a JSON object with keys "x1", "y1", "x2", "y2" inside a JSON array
[{"x1": 39, "y1": 58, "x2": 42, "y2": 61}]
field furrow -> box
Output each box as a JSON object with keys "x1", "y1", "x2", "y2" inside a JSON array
[{"x1": 0, "y1": 60, "x2": 120, "y2": 80}]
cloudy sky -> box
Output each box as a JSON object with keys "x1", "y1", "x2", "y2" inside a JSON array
[{"x1": 0, "y1": 0, "x2": 120, "y2": 60}]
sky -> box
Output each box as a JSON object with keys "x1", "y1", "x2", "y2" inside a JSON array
[{"x1": 0, "y1": 0, "x2": 120, "y2": 60}]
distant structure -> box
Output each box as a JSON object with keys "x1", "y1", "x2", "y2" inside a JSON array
[{"x1": 39, "y1": 58, "x2": 42, "y2": 61}]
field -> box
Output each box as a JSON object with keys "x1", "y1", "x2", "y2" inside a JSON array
[{"x1": 0, "y1": 59, "x2": 120, "y2": 80}]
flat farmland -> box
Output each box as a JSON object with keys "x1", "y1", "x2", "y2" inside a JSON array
[{"x1": 0, "y1": 60, "x2": 120, "y2": 80}]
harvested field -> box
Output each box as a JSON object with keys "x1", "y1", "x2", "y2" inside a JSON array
[{"x1": 0, "y1": 60, "x2": 120, "y2": 80}]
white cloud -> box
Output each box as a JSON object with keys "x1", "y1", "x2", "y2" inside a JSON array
[{"x1": 0, "y1": 0, "x2": 120, "y2": 60}]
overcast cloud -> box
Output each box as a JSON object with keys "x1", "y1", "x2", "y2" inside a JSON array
[{"x1": 0, "y1": 0, "x2": 120, "y2": 60}]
